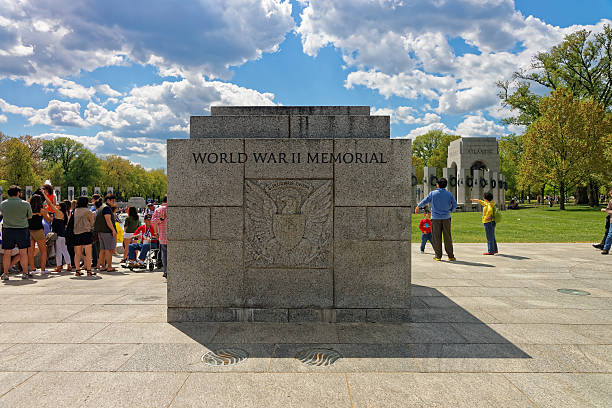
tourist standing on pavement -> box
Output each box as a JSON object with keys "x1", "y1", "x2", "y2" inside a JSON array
[
  {"x1": 472, "y1": 192, "x2": 499, "y2": 255},
  {"x1": 151, "y1": 195, "x2": 167, "y2": 278},
  {"x1": 43, "y1": 194, "x2": 70, "y2": 272},
  {"x1": 415, "y1": 178, "x2": 457, "y2": 261},
  {"x1": 600, "y1": 203, "x2": 612, "y2": 255},
  {"x1": 593, "y1": 188, "x2": 612, "y2": 250},
  {"x1": 28, "y1": 194, "x2": 52, "y2": 275},
  {"x1": 73, "y1": 196, "x2": 95, "y2": 276},
  {"x1": 121, "y1": 207, "x2": 140, "y2": 264},
  {"x1": 93, "y1": 194, "x2": 117, "y2": 272},
  {"x1": 1, "y1": 186, "x2": 32, "y2": 280}
]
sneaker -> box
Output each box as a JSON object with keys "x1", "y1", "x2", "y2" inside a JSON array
[
  {"x1": 1, "y1": 274, "x2": 9, "y2": 281},
  {"x1": 420, "y1": 251, "x2": 425, "y2": 254},
  {"x1": 602, "y1": 250, "x2": 610, "y2": 255},
  {"x1": 433, "y1": 257, "x2": 441, "y2": 261},
  {"x1": 593, "y1": 244, "x2": 604, "y2": 249},
  {"x1": 483, "y1": 252, "x2": 494, "y2": 255},
  {"x1": 21, "y1": 273, "x2": 28, "y2": 279},
  {"x1": 26, "y1": 272, "x2": 33, "y2": 277},
  {"x1": 493, "y1": 251, "x2": 498, "y2": 254},
  {"x1": 162, "y1": 272, "x2": 167, "y2": 278},
  {"x1": 41, "y1": 270, "x2": 50, "y2": 275},
  {"x1": 448, "y1": 257, "x2": 456, "y2": 261}
]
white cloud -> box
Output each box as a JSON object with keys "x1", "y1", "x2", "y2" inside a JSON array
[
  {"x1": 299, "y1": 0, "x2": 611, "y2": 118},
  {"x1": 96, "y1": 84, "x2": 122, "y2": 98},
  {"x1": 0, "y1": 0, "x2": 295, "y2": 84},
  {"x1": 1, "y1": 98, "x2": 88, "y2": 128},
  {"x1": 0, "y1": 114, "x2": 7, "y2": 123},
  {"x1": 374, "y1": 106, "x2": 440, "y2": 125},
  {"x1": 455, "y1": 113, "x2": 506, "y2": 137},
  {"x1": 398, "y1": 122, "x2": 454, "y2": 140},
  {"x1": 84, "y1": 75, "x2": 276, "y2": 137}
]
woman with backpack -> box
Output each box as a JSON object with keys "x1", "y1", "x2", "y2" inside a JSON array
[{"x1": 471, "y1": 191, "x2": 499, "y2": 255}]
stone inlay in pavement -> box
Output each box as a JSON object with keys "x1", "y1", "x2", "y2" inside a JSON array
[
  {"x1": 201, "y1": 348, "x2": 248, "y2": 366},
  {"x1": 557, "y1": 289, "x2": 591, "y2": 296},
  {"x1": 296, "y1": 348, "x2": 341, "y2": 367}
]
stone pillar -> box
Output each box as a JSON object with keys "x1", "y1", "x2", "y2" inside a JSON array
[
  {"x1": 25, "y1": 186, "x2": 33, "y2": 201},
  {"x1": 81, "y1": 187, "x2": 88, "y2": 197},
  {"x1": 456, "y1": 168, "x2": 468, "y2": 208},
  {"x1": 500, "y1": 174, "x2": 506, "y2": 210},
  {"x1": 423, "y1": 167, "x2": 437, "y2": 196},
  {"x1": 472, "y1": 169, "x2": 481, "y2": 211},
  {"x1": 54, "y1": 186, "x2": 61, "y2": 202},
  {"x1": 411, "y1": 170, "x2": 418, "y2": 207},
  {"x1": 492, "y1": 172, "x2": 499, "y2": 206},
  {"x1": 67, "y1": 187, "x2": 74, "y2": 202},
  {"x1": 94, "y1": 186, "x2": 101, "y2": 195},
  {"x1": 483, "y1": 170, "x2": 491, "y2": 196},
  {"x1": 107, "y1": 187, "x2": 114, "y2": 195},
  {"x1": 443, "y1": 167, "x2": 457, "y2": 200}
]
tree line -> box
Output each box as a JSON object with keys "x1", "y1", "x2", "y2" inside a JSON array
[
  {"x1": 0, "y1": 134, "x2": 167, "y2": 201},
  {"x1": 412, "y1": 25, "x2": 612, "y2": 210}
]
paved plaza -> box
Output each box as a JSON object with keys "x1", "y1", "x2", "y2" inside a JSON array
[{"x1": 0, "y1": 243, "x2": 610, "y2": 407}]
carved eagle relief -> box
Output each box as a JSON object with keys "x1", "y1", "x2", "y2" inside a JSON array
[{"x1": 245, "y1": 180, "x2": 332, "y2": 267}]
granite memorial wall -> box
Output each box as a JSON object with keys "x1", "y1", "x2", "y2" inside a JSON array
[{"x1": 166, "y1": 106, "x2": 412, "y2": 323}]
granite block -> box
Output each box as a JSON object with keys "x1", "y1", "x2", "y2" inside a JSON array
[
  {"x1": 244, "y1": 179, "x2": 332, "y2": 268},
  {"x1": 244, "y1": 268, "x2": 333, "y2": 308},
  {"x1": 211, "y1": 207, "x2": 242, "y2": 240},
  {"x1": 367, "y1": 207, "x2": 411, "y2": 240},
  {"x1": 288, "y1": 309, "x2": 324, "y2": 322},
  {"x1": 334, "y1": 207, "x2": 367, "y2": 241},
  {"x1": 244, "y1": 138, "x2": 333, "y2": 178},
  {"x1": 366, "y1": 308, "x2": 411, "y2": 322},
  {"x1": 334, "y1": 138, "x2": 412, "y2": 206},
  {"x1": 190, "y1": 115, "x2": 289, "y2": 138},
  {"x1": 289, "y1": 115, "x2": 389, "y2": 138},
  {"x1": 167, "y1": 240, "x2": 243, "y2": 309},
  {"x1": 335, "y1": 308, "x2": 368, "y2": 322},
  {"x1": 334, "y1": 241, "x2": 411, "y2": 308},
  {"x1": 167, "y1": 139, "x2": 243, "y2": 206},
  {"x1": 249, "y1": 308, "x2": 289, "y2": 322},
  {"x1": 211, "y1": 105, "x2": 370, "y2": 116},
  {"x1": 166, "y1": 207, "x2": 210, "y2": 241}
]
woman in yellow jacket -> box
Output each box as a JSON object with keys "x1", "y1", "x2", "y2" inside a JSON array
[{"x1": 471, "y1": 192, "x2": 498, "y2": 255}]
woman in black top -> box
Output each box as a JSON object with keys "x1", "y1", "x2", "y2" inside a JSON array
[
  {"x1": 28, "y1": 194, "x2": 52, "y2": 275},
  {"x1": 44, "y1": 194, "x2": 70, "y2": 272}
]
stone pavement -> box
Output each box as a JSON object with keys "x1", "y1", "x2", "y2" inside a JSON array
[{"x1": 0, "y1": 243, "x2": 610, "y2": 407}]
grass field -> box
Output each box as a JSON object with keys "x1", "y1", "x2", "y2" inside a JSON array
[{"x1": 412, "y1": 204, "x2": 609, "y2": 243}]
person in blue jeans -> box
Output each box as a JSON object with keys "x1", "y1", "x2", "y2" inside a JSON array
[
  {"x1": 418, "y1": 209, "x2": 433, "y2": 253},
  {"x1": 126, "y1": 215, "x2": 157, "y2": 268},
  {"x1": 602, "y1": 205, "x2": 612, "y2": 255}
]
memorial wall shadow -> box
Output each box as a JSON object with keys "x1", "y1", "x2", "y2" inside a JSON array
[{"x1": 171, "y1": 285, "x2": 530, "y2": 360}]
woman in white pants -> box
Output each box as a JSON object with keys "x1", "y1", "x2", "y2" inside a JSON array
[{"x1": 44, "y1": 195, "x2": 70, "y2": 272}]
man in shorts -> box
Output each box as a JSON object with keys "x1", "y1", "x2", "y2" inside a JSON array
[
  {"x1": 1, "y1": 185, "x2": 32, "y2": 280},
  {"x1": 93, "y1": 194, "x2": 117, "y2": 271}
]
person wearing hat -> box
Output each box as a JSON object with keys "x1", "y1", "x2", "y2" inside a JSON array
[
  {"x1": 126, "y1": 214, "x2": 157, "y2": 268},
  {"x1": 145, "y1": 200, "x2": 156, "y2": 217}
]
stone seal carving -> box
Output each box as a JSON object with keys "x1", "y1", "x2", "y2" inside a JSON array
[{"x1": 245, "y1": 180, "x2": 332, "y2": 267}]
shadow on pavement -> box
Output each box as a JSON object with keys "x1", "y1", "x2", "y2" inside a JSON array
[{"x1": 171, "y1": 285, "x2": 530, "y2": 360}]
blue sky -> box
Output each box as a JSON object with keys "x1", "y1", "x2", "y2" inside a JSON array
[{"x1": 0, "y1": 0, "x2": 609, "y2": 170}]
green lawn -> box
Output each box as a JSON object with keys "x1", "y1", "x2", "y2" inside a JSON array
[{"x1": 412, "y1": 204, "x2": 608, "y2": 243}]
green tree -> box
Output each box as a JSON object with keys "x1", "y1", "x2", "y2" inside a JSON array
[
  {"x1": 1, "y1": 138, "x2": 38, "y2": 188},
  {"x1": 498, "y1": 133, "x2": 526, "y2": 197},
  {"x1": 41, "y1": 137, "x2": 86, "y2": 175},
  {"x1": 65, "y1": 150, "x2": 102, "y2": 191},
  {"x1": 520, "y1": 89, "x2": 611, "y2": 210},
  {"x1": 412, "y1": 130, "x2": 460, "y2": 177}
]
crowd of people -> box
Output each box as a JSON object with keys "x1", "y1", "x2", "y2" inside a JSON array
[{"x1": 0, "y1": 184, "x2": 168, "y2": 281}]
